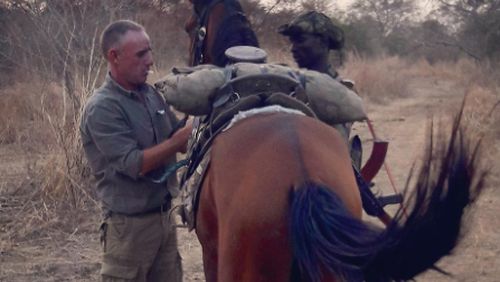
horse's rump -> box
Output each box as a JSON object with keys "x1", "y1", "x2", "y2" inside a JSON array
[
  {"x1": 196, "y1": 112, "x2": 362, "y2": 281},
  {"x1": 192, "y1": 104, "x2": 486, "y2": 282}
]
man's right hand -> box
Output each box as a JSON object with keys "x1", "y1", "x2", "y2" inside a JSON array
[
  {"x1": 171, "y1": 120, "x2": 193, "y2": 154},
  {"x1": 140, "y1": 119, "x2": 193, "y2": 176}
]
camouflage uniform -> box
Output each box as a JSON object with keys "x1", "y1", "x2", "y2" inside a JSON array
[{"x1": 279, "y1": 11, "x2": 352, "y2": 142}]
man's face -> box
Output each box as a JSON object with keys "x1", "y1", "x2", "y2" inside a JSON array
[
  {"x1": 289, "y1": 33, "x2": 328, "y2": 69},
  {"x1": 111, "y1": 30, "x2": 153, "y2": 90}
]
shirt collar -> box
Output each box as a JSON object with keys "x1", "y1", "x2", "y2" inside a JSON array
[{"x1": 105, "y1": 73, "x2": 148, "y2": 100}]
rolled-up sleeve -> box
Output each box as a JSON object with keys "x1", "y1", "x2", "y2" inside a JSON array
[{"x1": 84, "y1": 103, "x2": 143, "y2": 179}]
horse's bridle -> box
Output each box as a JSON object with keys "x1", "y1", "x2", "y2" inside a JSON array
[{"x1": 189, "y1": 0, "x2": 223, "y2": 66}]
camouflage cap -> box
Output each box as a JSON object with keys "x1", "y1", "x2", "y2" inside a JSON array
[{"x1": 278, "y1": 11, "x2": 344, "y2": 50}]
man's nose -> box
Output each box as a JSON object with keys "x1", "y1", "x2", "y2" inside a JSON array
[{"x1": 145, "y1": 52, "x2": 154, "y2": 66}]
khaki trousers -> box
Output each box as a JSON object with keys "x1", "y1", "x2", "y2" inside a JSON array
[{"x1": 100, "y1": 210, "x2": 182, "y2": 282}]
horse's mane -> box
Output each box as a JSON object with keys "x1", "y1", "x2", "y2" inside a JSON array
[{"x1": 210, "y1": 0, "x2": 259, "y2": 66}]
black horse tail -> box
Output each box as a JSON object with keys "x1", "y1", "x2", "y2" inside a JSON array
[{"x1": 290, "y1": 111, "x2": 487, "y2": 282}]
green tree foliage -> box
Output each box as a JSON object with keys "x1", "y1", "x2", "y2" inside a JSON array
[
  {"x1": 343, "y1": 16, "x2": 385, "y2": 57},
  {"x1": 343, "y1": 0, "x2": 418, "y2": 58},
  {"x1": 349, "y1": 0, "x2": 416, "y2": 36},
  {"x1": 437, "y1": 0, "x2": 500, "y2": 61},
  {"x1": 410, "y1": 19, "x2": 460, "y2": 63}
]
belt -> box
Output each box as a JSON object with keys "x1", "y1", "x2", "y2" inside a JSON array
[
  {"x1": 108, "y1": 201, "x2": 172, "y2": 218},
  {"x1": 138, "y1": 202, "x2": 171, "y2": 215}
]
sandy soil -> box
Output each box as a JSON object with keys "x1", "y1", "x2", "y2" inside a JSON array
[{"x1": 1, "y1": 76, "x2": 498, "y2": 281}]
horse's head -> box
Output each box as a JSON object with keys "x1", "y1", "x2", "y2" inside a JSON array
[
  {"x1": 184, "y1": 1, "x2": 203, "y2": 66},
  {"x1": 184, "y1": 0, "x2": 259, "y2": 67}
]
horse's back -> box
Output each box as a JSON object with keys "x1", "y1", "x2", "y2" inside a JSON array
[
  {"x1": 208, "y1": 112, "x2": 361, "y2": 214},
  {"x1": 196, "y1": 112, "x2": 361, "y2": 281}
]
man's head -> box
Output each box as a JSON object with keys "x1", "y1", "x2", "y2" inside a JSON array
[
  {"x1": 278, "y1": 11, "x2": 344, "y2": 70},
  {"x1": 101, "y1": 20, "x2": 153, "y2": 90},
  {"x1": 279, "y1": 11, "x2": 344, "y2": 50}
]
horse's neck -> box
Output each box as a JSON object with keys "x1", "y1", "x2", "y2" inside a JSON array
[
  {"x1": 188, "y1": 0, "x2": 225, "y2": 65},
  {"x1": 194, "y1": 0, "x2": 224, "y2": 23}
]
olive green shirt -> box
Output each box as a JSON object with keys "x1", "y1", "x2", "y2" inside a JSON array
[{"x1": 80, "y1": 74, "x2": 179, "y2": 215}]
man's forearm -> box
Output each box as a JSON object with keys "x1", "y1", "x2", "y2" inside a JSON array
[
  {"x1": 140, "y1": 138, "x2": 181, "y2": 176},
  {"x1": 140, "y1": 123, "x2": 192, "y2": 176}
]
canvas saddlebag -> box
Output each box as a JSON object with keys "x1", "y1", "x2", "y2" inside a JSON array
[{"x1": 155, "y1": 63, "x2": 367, "y2": 124}]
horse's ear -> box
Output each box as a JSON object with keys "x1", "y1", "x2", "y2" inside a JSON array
[{"x1": 185, "y1": 14, "x2": 197, "y2": 34}]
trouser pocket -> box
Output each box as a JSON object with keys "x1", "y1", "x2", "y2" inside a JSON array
[{"x1": 101, "y1": 262, "x2": 139, "y2": 281}]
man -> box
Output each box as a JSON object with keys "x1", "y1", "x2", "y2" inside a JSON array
[
  {"x1": 279, "y1": 11, "x2": 356, "y2": 158},
  {"x1": 279, "y1": 12, "x2": 402, "y2": 221},
  {"x1": 80, "y1": 20, "x2": 191, "y2": 282}
]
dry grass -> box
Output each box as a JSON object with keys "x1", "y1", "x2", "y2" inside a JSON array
[
  {"x1": 341, "y1": 56, "x2": 499, "y2": 136},
  {"x1": 0, "y1": 75, "x2": 98, "y2": 255},
  {"x1": 0, "y1": 79, "x2": 61, "y2": 148},
  {"x1": 341, "y1": 55, "x2": 416, "y2": 103}
]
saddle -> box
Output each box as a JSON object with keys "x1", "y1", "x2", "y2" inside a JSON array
[
  {"x1": 174, "y1": 69, "x2": 402, "y2": 229},
  {"x1": 178, "y1": 72, "x2": 316, "y2": 229}
]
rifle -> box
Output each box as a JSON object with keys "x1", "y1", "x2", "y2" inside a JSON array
[
  {"x1": 354, "y1": 118, "x2": 404, "y2": 226},
  {"x1": 354, "y1": 165, "x2": 402, "y2": 226}
]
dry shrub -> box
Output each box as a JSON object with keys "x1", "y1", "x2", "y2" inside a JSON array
[
  {"x1": 0, "y1": 150, "x2": 97, "y2": 255},
  {"x1": 0, "y1": 79, "x2": 61, "y2": 148},
  {"x1": 419, "y1": 58, "x2": 500, "y2": 90},
  {"x1": 461, "y1": 85, "x2": 500, "y2": 140},
  {"x1": 341, "y1": 55, "x2": 414, "y2": 103},
  {"x1": 0, "y1": 74, "x2": 98, "y2": 248},
  {"x1": 436, "y1": 59, "x2": 500, "y2": 140}
]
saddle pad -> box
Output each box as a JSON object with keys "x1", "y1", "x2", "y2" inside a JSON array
[
  {"x1": 179, "y1": 150, "x2": 211, "y2": 231},
  {"x1": 224, "y1": 105, "x2": 306, "y2": 131}
]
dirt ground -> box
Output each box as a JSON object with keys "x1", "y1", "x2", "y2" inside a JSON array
[{"x1": 1, "y1": 76, "x2": 499, "y2": 281}]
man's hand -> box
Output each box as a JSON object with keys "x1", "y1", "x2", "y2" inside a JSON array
[
  {"x1": 140, "y1": 119, "x2": 193, "y2": 175},
  {"x1": 171, "y1": 119, "x2": 193, "y2": 154}
]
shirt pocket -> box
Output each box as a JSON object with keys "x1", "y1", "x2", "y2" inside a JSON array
[{"x1": 153, "y1": 107, "x2": 174, "y2": 141}]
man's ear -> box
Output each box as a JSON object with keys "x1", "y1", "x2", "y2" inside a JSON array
[{"x1": 108, "y1": 49, "x2": 119, "y2": 64}]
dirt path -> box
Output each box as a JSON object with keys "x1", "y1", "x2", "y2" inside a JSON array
[
  {"x1": 1, "y1": 76, "x2": 498, "y2": 281},
  {"x1": 354, "y1": 78, "x2": 500, "y2": 282}
]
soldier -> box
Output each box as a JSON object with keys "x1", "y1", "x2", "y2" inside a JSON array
[
  {"x1": 279, "y1": 11, "x2": 400, "y2": 222},
  {"x1": 279, "y1": 10, "x2": 353, "y2": 143}
]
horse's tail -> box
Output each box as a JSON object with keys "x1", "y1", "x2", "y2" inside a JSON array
[{"x1": 290, "y1": 112, "x2": 487, "y2": 282}]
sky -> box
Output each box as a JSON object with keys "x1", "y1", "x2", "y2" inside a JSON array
[{"x1": 336, "y1": 0, "x2": 351, "y2": 10}]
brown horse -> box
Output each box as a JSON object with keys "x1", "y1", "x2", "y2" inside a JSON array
[
  {"x1": 185, "y1": 0, "x2": 259, "y2": 66},
  {"x1": 191, "y1": 107, "x2": 484, "y2": 282},
  {"x1": 181, "y1": 1, "x2": 486, "y2": 281}
]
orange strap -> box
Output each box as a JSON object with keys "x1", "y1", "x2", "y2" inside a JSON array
[{"x1": 366, "y1": 118, "x2": 408, "y2": 218}]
